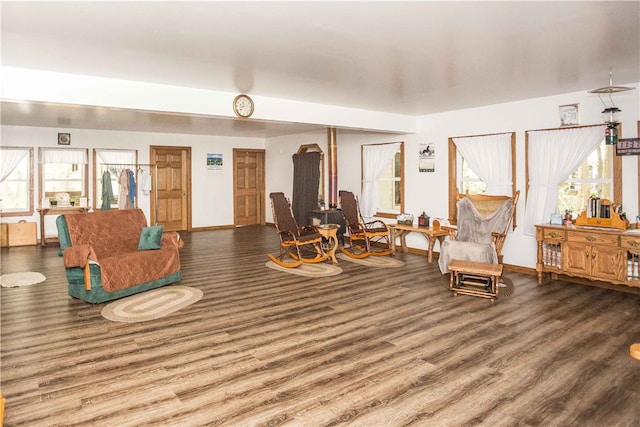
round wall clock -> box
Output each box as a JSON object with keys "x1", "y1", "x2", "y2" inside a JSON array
[{"x1": 233, "y1": 94, "x2": 254, "y2": 118}]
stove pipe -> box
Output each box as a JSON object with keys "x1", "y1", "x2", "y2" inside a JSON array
[{"x1": 327, "y1": 128, "x2": 338, "y2": 208}]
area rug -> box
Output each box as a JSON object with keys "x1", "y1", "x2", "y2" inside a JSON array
[
  {"x1": 336, "y1": 253, "x2": 406, "y2": 268},
  {"x1": 101, "y1": 286, "x2": 203, "y2": 323},
  {"x1": 440, "y1": 274, "x2": 514, "y2": 298},
  {"x1": 0, "y1": 272, "x2": 46, "y2": 288},
  {"x1": 265, "y1": 261, "x2": 342, "y2": 277}
]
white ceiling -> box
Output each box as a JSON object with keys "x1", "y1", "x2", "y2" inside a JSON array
[{"x1": 1, "y1": 1, "x2": 639, "y2": 137}]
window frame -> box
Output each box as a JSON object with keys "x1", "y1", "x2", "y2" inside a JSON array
[
  {"x1": 524, "y1": 124, "x2": 622, "y2": 213},
  {"x1": 361, "y1": 141, "x2": 404, "y2": 218},
  {"x1": 447, "y1": 133, "x2": 516, "y2": 224},
  {"x1": 38, "y1": 147, "x2": 89, "y2": 209},
  {"x1": 0, "y1": 146, "x2": 34, "y2": 217}
]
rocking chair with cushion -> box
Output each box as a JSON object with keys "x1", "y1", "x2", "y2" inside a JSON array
[
  {"x1": 338, "y1": 190, "x2": 392, "y2": 258},
  {"x1": 438, "y1": 190, "x2": 519, "y2": 274},
  {"x1": 268, "y1": 192, "x2": 328, "y2": 268}
]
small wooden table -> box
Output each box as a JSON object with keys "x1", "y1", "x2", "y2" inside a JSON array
[
  {"x1": 388, "y1": 223, "x2": 449, "y2": 263},
  {"x1": 317, "y1": 223, "x2": 340, "y2": 263},
  {"x1": 448, "y1": 259, "x2": 503, "y2": 301},
  {"x1": 37, "y1": 207, "x2": 89, "y2": 246}
]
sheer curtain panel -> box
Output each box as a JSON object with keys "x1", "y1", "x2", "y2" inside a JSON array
[
  {"x1": 0, "y1": 148, "x2": 28, "y2": 182},
  {"x1": 453, "y1": 133, "x2": 513, "y2": 196},
  {"x1": 40, "y1": 148, "x2": 87, "y2": 164},
  {"x1": 523, "y1": 125, "x2": 606, "y2": 236},
  {"x1": 361, "y1": 142, "x2": 401, "y2": 218}
]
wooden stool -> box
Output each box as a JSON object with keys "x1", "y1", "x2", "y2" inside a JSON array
[{"x1": 449, "y1": 259, "x2": 503, "y2": 301}]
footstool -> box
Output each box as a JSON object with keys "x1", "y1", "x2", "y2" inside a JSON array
[{"x1": 448, "y1": 259, "x2": 503, "y2": 301}]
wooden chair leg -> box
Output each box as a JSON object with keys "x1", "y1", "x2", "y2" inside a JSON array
[
  {"x1": 1, "y1": 391, "x2": 6, "y2": 427},
  {"x1": 631, "y1": 343, "x2": 640, "y2": 360}
]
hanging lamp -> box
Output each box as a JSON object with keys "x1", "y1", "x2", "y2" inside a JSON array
[{"x1": 588, "y1": 71, "x2": 635, "y2": 145}]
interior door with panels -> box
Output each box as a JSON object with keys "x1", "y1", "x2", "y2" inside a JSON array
[
  {"x1": 150, "y1": 146, "x2": 191, "y2": 231},
  {"x1": 233, "y1": 149, "x2": 265, "y2": 226}
]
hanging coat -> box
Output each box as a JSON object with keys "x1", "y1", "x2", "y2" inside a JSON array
[
  {"x1": 128, "y1": 169, "x2": 137, "y2": 208},
  {"x1": 101, "y1": 171, "x2": 114, "y2": 211}
]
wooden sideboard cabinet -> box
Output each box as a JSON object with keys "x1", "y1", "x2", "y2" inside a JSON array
[{"x1": 535, "y1": 224, "x2": 640, "y2": 289}]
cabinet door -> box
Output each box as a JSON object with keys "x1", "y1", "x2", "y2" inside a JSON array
[
  {"x1": 591, "y1": 246, "x2": 624, "y2": 281},
  {"x1": 563, "y1": 242, "x2": 590, "y2": 277}
]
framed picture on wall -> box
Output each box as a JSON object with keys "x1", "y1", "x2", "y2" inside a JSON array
[
  {"x1": 57, "y1": 133, "x2": 71, "y2": 145},
  {"x1": 559, "y1": 104, "x2": 579, "y2": 126}
]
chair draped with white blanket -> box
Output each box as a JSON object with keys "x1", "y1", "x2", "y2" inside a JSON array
[{"x1": 438, "y1": 191, "x2": 519, "y2": 274}]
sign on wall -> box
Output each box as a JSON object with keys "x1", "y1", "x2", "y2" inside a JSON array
[{"x1": 616, "y1": 138, "x2": 640, "y2": 156}]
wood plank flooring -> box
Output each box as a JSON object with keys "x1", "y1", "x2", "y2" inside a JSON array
[{"x1": 1, "y1": 226, "x2": 640, "y2": 426}]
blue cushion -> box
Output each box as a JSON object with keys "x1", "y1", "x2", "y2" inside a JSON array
[{"x1": 138, "y1": 225, "x2": 164, "y2": 250}]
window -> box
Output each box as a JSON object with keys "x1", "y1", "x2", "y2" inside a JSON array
[
  {"x1": 0, "y1": 147, "x2": 33, "y2": 215},
  {"x1": 93, "y1": 149, "x2": 137, "y2": 210},
  {"x1": 377, "y1": 149, "x2": 403, "y2": 213},
  {"x1": 459, "y1": 157, "x2": 486, "y2": 195},
  {"x1": 557, "y1": 139, "x2": 614, "y2": 215},
  {"x1": 523, "y1": 124, "x2": 618, "y2": 236},
  {"x1": 39, "y1": 148, "x2": 88, "y2": 207},
  {"x1": 448, "y1": 133, "x2": 516, "y2": 223},
  {"x1": 361, "y1": 142, "x2": 404, "y2": 218}
]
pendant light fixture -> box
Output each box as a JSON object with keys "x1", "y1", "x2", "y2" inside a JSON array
[{"x1": 588, "y1": 71, "x2": 635, "y2": 145}]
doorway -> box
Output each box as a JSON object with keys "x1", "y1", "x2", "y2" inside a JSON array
[
  {"x1": 150, "y1": 146, "x2": 191, "y2": 231},
  {"x1": 233, "y1": 149, "x2": 265, "y2": 226}
]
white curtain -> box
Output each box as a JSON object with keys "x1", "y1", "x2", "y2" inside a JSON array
[
  {"x1": 0, "y1": 148, "x2": 29, "y2": 182},
  {"x1": 40, "y1": 148, "x2": 88, "y2": 164},
  {"x1": 96, "y1": 149, "x2": 136, "y2": 165},
  {"x1": 453, "y1": 133, "x2": 512, "y2": 196},
  {"x1": 361, "y1": 142, "x2": 401, "y2": 218},
  {"x1": 523, "y1": 125, "x2": 606, "y2": 236}
]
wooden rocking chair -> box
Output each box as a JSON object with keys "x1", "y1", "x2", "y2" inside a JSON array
[
  {"x1": 438, "y1": 190, "x2": 520, "y2": 274},
  {"x1": 267, "y1": 192, "x2": 328, "y2": 268},
  {"x1": 338, "y1": 190, "x2": 392, "y2": 258}
]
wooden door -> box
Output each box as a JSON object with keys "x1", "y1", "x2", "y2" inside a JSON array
[
  {"x1": 233, "y1": 149, "x2": 265, "y2": 226},
  {"x1": 150, "y1": 146, "x2": 191, "y2": 231}
]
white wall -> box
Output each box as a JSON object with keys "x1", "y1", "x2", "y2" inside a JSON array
[{"x1": 1, "y1": 126, "x2": 264, "y2": 238}]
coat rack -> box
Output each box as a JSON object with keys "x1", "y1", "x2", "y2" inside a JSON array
[{"x1": 101, "y1": 163, "x2": 159, "y2": 224}]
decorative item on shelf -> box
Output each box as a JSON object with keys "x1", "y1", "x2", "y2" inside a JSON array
[
  {"x1": 575, "y1": 198, "x2": 627, "y2": 230},
  {"x1": 550, "y1": 213, "x2": 563, "y2": 225},
  {"x1": 564, "y1": 210, "x2": 573, "y2": 225},
  {"x1": 396, "y1": 213, "x2": 414, "y2": 226},
  {"x1": 55, "y1": 192, "x2": 71, "y2": 207},
  {"x1": 588, "y1": 71, "x2": 635, "y2": 145},
  {"x1": 418, "y1": 212, "x2": 430, "y2": 227}
]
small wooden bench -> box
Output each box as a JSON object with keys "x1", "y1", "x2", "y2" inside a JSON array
[{"x1": 448, "y1": 259, "x2": 503, "y2": 301}]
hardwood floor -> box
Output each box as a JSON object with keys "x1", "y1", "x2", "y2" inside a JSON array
[{"x1": 1, "y1": 226, "x2": 639, "y2": 426}]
